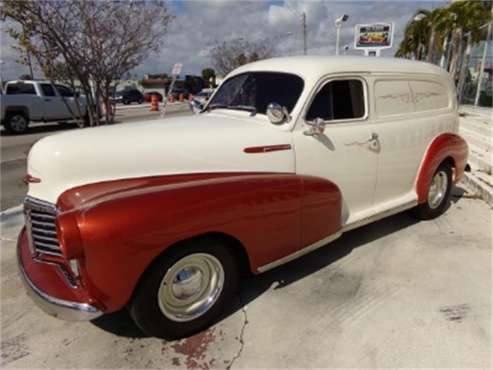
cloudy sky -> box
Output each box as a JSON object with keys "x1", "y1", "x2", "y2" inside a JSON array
[{"x1": 1, "y1": 0, "x2": 448, "y2": 80}]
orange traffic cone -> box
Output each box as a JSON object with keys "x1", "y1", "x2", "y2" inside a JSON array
[
  {"x1": 150, "y1": 94, "x2": 159, "y2": 111},
  {"x1": 189, "y1": 94, "x2": 194, "y2": 102},
  {"x1": 168, "y1": 95, "x2": 174, "y2": 103},
  {"x1": 179, "y1": 93, "x2": 184, "y2": 103}
]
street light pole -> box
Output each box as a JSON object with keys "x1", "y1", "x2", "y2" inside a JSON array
[
  {"x1": 0, "y1": 60, "x2": 4, "y2": 94},
  {"x1": 335, "y1": 24, "x2": 341, "y2": 56},
  {"x1": 302, "y1": 12, "x2": 307, "y2": 55},
  {"x1": 474, "y1": 22, "x2": 491, "y2": 107},
  {"x1": 334, "y1": 14, "x2": 349, "y2": 56}
]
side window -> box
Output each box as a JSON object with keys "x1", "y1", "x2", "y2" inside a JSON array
[
  {"x1": 55, "y1": 85, "x2": 74, "y2": 97},
  {"x1": 410, "y1": 80, "x2": 449, "y2": 112},
  {"x1": 40, "y1": 84, "x2": 56, "y2": 97},
  {"x1": 375, "y1": 80, "x2": 414, "y2": 117},
  {"x1": 5, "y1": 83, "x2": 36, "y2": 95},
  {"x1": 306, "y1": 79, "x2": 365, "y2": 122}
]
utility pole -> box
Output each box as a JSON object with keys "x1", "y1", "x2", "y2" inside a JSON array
[
  {"x1": 302, "y1": 12, "x2": 307, "y2": 55},
  {"x1": 474, "y1": 4, "x2": 492, "y2": 107},
  {"x1": 474, "y1": 22, "x2": 491, "y2": 107}
]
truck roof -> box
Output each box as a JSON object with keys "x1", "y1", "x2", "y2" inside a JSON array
[
  {"x1": 6, "y1": 80, "x2": 53, "y2": 85},
  {"x1": 231, "y1": 56, "x2": 450, "y2": 83}
]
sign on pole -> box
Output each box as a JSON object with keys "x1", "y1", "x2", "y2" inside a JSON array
[
  {"x1": 354, "y1": 23, "x2": 394, "y2": 57},
  {"x1": 171, "y1": 63, "x2": 183, "y2": 77},
  {"x1": 162, "y1": 63, "x2": 183, "y2": 117}
]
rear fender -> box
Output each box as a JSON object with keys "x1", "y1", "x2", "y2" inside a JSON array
[{"x1": 415, "y1": 133, "x2": 468, "y2": 203}]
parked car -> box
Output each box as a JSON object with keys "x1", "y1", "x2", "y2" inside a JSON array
[
  {"x1": 194, "y1": 88, "x2": 214, "y2": 104},
  {"x1": 0, "y1": 80, "x2": 87, "y2": 134},
  {"x1": 18, "y1": 56, "x2": 468, "y2": 339},
  {"x1": 143, "y1": 91, "x2": 163, "y2": 103},
  {"x1": 115, "y1": 89, "x2": 144, "y2": 105},
  {"x1": 169, "y1": 87, "x2": 189, "y2": 100}
]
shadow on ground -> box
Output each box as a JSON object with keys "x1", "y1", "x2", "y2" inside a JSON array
[{"x1": 91, "y1": 186, "x2": 468, "y2": 339}]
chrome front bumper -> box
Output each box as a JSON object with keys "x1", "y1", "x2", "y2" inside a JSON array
[{"x1": 18, "y1": 232, "x2": 102, "y2": 321}]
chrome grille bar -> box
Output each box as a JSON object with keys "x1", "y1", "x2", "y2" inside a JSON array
[{"x1": 24, "y1": 196, "x2": 62, "y2": 257}]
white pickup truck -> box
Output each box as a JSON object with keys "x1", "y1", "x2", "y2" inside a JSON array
[{"x1": 0, "y1": 80, "x2": 87, "y2": 134}]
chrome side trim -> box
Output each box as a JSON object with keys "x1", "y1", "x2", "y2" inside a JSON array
[
  {"x1": 18, "y1": 242, "x2": 102, "y2": 321},
  {"x1": 342, "y1": 200, "x2": 418, "y2": 233},
  {"x1": 257, "y1": 232, "x2": 343, "y2": 273}
]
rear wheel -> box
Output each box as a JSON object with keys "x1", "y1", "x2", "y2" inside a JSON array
[
  {"x1": 129, "y1": 238, "x2": 238, "y2": 339},
  {"x1": 4, "y1": 112, "x2": 29, "y2": 134},
  {"x1": 412, "y1": 163, "x2": 453, "y2": 220}
]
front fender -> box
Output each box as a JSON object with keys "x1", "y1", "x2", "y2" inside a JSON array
[{"x1": 58, "y1": 173, "x2": 304, "y2": 311}]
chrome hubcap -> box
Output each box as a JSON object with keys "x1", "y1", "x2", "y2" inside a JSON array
[
  {"x1": 158, "y1": 253, "x2": 224, "y2": 322},
  {"x1": 428, "y1": 170, "x2": 448, "y2": 209},
  {"x1": 11, "y1": 115, "x2": 27, "y2": 132}
]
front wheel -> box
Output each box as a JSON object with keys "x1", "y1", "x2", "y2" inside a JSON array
[
  {"x1": 4, "y1": 112, "x2": 29, "y2": 134},
  {"x1": 129, "y1": 238, "x2": 238, "y2": 339},
  {"x1": 412, "y1": 163, "x2": 453, "y2": 220}
]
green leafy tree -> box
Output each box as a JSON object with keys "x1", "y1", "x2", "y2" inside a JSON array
[
  {"x1": 201, "y1": 68, "x2": 215, "y2": 87},
  {"x1": 396, "y1": 1, "x2": 492, "y2": 79},
  {"x1": 3, "y1": 0, "x2": 173, "y2": 125}
]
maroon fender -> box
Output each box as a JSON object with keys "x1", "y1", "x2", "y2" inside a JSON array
[
  {"x1": 55, "y1": 172, "x2": 342, "y2": 312},
  {"x1": 415, "y1": 133, "x2": 468, "y2": 203}
]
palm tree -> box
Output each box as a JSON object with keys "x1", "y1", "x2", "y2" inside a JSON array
[
  {"x1": 396, "y1": 1, "x2": 492, "y2": 80},
  {"x1": 395, "y1": 9, "x2": 431, "y2": 60}
]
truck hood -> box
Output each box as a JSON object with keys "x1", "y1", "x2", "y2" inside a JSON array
[{"x1": 27, "y1": 112, "x2": 295, "y2": 203}]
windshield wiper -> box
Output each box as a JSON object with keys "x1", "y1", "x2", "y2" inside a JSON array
[
  {"x1": 207, "y1": 103, "x2": 229, "y2": 112},
  {"x1": 207, "y1": 103, "x2": 256, "y2": 116},
  {"x1": 230, "y1": 105, "x2": 257, "y2": 116}
]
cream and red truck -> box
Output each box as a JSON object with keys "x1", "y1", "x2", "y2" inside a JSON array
[{"x1": 18, "y1": 56, "x2": 467, "y2": 339}]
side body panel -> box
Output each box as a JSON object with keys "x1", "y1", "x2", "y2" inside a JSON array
[
  {"x1": 370, "y1": 74, "x2": 458, "y2": 210},
  {"x1": 415, "y1": 133, "x2": 468, "y2": 203},
  {"x1": 57, "y1": 173, "x2": 341, "y2": 312}
]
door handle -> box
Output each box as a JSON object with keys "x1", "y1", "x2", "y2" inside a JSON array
[{"x1": 345, "y1": 133, "x2": 379, "y2": 147}]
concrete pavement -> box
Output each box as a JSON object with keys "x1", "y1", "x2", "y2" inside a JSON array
[
  {"x1": 459, "y1": 105, "x2": 493, "y2": 207},
  {"x1": 1, "y1": 185, "x2": 491, "y2": 368},
  {"x1": 1, "y1": 103, "x2": 491, "y2": 368}
]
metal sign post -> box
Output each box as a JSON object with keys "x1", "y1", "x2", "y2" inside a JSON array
[
  {"x1": 161, "y1": 63, "x2": 183, "y2": 117},
  {"x1": 354, "y1": 23, "x2": 393, "y2": 57}
]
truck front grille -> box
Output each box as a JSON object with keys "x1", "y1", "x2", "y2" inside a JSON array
[{"x1": 24, "y1": 197, "x2": 62, "y2": 257}]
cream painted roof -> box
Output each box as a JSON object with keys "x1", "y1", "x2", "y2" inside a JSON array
[{"x1": 230, "y1": 56, "x2": 450, "y2": 83}]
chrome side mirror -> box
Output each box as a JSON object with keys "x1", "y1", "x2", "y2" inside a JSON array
[
  {"x1": 267, "y1": 102, "x2": 290, "y2": 125},
  {"x1": 189, "y1": 99, "x2": 203, "y2": 114},
  {"x1": 304, "y1": 118, "x2": 326, "y2": 136}
]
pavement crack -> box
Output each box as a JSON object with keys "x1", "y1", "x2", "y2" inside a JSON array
[{"x1": 226, "y1": 294, "x2": 248, "y2": 370}]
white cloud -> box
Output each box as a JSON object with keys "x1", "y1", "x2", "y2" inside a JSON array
[{"x1": 1, "y1": 1, "x2": 447, "y2": 80}]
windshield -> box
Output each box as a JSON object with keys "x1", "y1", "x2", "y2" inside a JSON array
[{"x1": 207, "y1": 72, "x2": 304, "y2": 115}]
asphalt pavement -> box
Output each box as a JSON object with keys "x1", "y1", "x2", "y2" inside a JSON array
[{"x1": 0, "y1": 103, "x2": 191, "y2": 211}]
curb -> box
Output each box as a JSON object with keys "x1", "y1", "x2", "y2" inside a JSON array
[
  {"x1": 115, "y1": 102, "x2": 188, "y2": 111},
  {"x1": 0, "y1": 205, "x2": 23, "y2": 221},
  {"x1": 461, "y1": 172, "x2": 493, "y2": 208}
]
